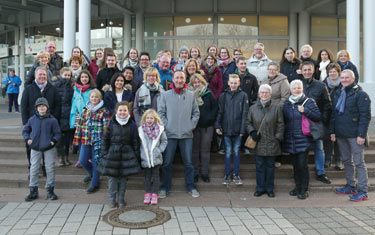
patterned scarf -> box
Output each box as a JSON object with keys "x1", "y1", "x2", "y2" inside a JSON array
[
  {"x1": 142, "y1": 123, "x2": 160, "y2": 140},
  {"x1": 217, "y1": 56, "x2": 231, "y2": 68},
  {"x1": 75, "y1": 83, "x2": 90, "y2": 93},
  {"x1": 188, "y1": 84, "x2": 207, "y2": 106}
]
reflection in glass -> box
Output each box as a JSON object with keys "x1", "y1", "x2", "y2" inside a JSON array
[
  {"x1": 261, "y1": 39, "x2": 288, "y2": 61},
  {"x1": 218, "y1": 16, "x2": 258, "y2": 36},
  {"x1": 311, "y1": 17, "x2": 337, "y2": 38},
  {"x1": 174, "y1": 16, "x2": 213, "y2": 36},
  {"x1": 259, "y1": 16, "x2": 288, "y2": 36},
  {"x1": 145, "y1": 17, "x2": 173, "y2": 37},
  {"x1": 144, "y1": 39, "x2": 173, "y2": 60},
  {"x1": 218, "y1": 39, "x2": 257, "y2": 59},
  {"x1": 311, "y1": 40, "x2": 338, "y2": 59}
]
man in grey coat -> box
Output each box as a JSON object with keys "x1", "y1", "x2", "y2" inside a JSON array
[{"x1": 158, "y1": 70, "x2": 200, "y2": 198}]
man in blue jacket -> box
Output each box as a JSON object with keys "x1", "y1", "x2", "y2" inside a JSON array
[
  {"x1": 330, "y1": 69, "x2": 371, "y2": 202},
  {"x1": 3, "y1": 69, "x2": 22, "y2": 113}
]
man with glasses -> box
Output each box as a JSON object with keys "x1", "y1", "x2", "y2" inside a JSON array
[
  {"x1": 134, "y1": 52, "x2": 151, "y2": 85},
  {"x1": 247, "y1": 42, "x2": 272, "y2": 83},
  {"x1": 45, "y1": 42, "x2": 64, "y2": 76}
]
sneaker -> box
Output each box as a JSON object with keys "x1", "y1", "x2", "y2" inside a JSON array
[
  {"x1": 349, "y1": 192, "x2": 368, "y2": 202},
  {"x1": 222, "y1": 175, "x2": 230, "y2": 185},
  {"x1": 218, "y1": 149, "x2": 225, "y2": 155},
  {"x1": 144, "y1": 193, "x2": 151, "y2": 205},
  {"x1": 275, "y1": 162, "x2": 281, "y2": 168},
  {"x1": 335, "y1": 186, "x2": 356, "y2": 195},
  {"x1": 159, "y1": 190, "x2": 167, "y2": 199},
  {"x1": 151, "y1": 194, "x2": 158, "y2": 205},
  {"x1": 86, "y1": 186, "x2": 99, "y2": 194},
  {"x1": 316, "y1": 174, "x2": 331, "y2": 184},
  {"x1": 189, "y1": 189, "x2": 200, "y2": 198},
  {"x1": 233, "y1": 175, "x2": 243, "y2": 185}
]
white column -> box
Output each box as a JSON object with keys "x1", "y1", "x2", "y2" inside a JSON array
[
  {"x1": 136, "y1": 12, "x2": 144, "y2": 51},
  {"x1": 123, "y1": 13, "x2": 132, "y2": 57},
  {"x1": 363, "y1": 0, "x2": 374, "y2": 83},
  {"x1": 19, "y1": 14, "x2": 25, "y2": 100},
  {"x1": 346, "y1": 0, "x2": 360, "y2": 76},
  {"x1": 14, "y1": 28, "x2": 20, "y2": 77},
  {"x1": 63, "y1": 0, "x2": 76, "y2": 61},
  {"x1": 79, "y1": 0, "x2": 91, "y2": 57},
  {"x1": 289, "y1": 12, "x2": 298, "y2": 50},
  {"x1": 298, "y1": 11, "x2": 310, "y2": 52}
]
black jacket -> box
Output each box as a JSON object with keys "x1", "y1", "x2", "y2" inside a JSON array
[
  {"x1": 49, "y1": 53, "x2": 64, "y2": 76},
  {"x1": 53, "y1": 78, "x2": 74, "y2": 131},
  {"x1": 96, "y1": 66, "x2": 121, "y2": 91},
  {"x1": 330, "y1": 83, "x2": 371, "y2": 138},
  {"x1": 97, "y1": 119, "x2": 141, "y2": 177},
  {"x1": 302, "y1": 78, "x2": 332, "y2": 124},
  {"x1": 21, "y1": 82, "x2": 61, "y2": 125},
  {"x1": 280, "y1": 60, "x2": 301, "y2": 83},
  {"x1": 235, "y1": 69, "x2": 259, "y2": 106},
  {"x1": 197, "y1": 89, "x2": 218, "y2": 128},
  {"x1": 104, "y1": 90, "x2": 134, "y2": 116},
  {"x1": 125, "y1": 79, "x2": 140, "y2": 97},
  {"x1": 215, "y1": 88, "x2": 249, "y2": 136}
]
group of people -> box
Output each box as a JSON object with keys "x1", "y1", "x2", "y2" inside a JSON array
[{"x1": 15, "y1": 40, "x2": 371, "y2": 207}]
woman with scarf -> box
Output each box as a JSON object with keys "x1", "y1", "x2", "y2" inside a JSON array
[
  {"x1": 190, "y1": 46, "x2": 203, "y2": 65},
  {"x1": 247, "y1": 84, "x2": 284, "y2": 198},
  {"x1": 122, "y1": 48, "x2": 139, "y2": 70},
  {"x1": 134, "y1": 67, "x2": 164, "y2": 127},
  {"x1": 188, "y1": 73, "x2": 218, "y2": 183},
  {"x1": 280, "y1": 47, "x2": 302, "y2": 83},
  {"x1": 104, "y1": 73, "x2": 134, "y2": 116},
  {"x1": 316, "y1": 49, "x2": 334, "y2": 81},
  {"x1": 200, "y1": 53, "x2": 223, "y2": 99},
  {"x1": 68, "y1": 56, "x2": 83, "y2": 82},
  {"x1": 336, "y1": 50, "x2": 359, "y2": 83},
  {"x1": 323, "y1": 63, "x2": 343, "y2": 170},
  {"x1": 73, "y1": 89, "x2": 109, "y2": 194},
  {"x1": 283, "y1": 80, "x2": 321, "y2": 200},
  {"x1": 184, "y1": 58, "x2": 206, "y2": 84},
  {"x1": 25, "y1": 51, "x2": 54, "y2": 86},
  {"x1": 88, "y1": 48, "x2": 104, "y2": 82},
  {"x1": 217, "y1": 47, "x2": 237, "y2": 89}
]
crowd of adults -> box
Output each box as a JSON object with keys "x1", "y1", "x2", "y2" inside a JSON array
[{"x1": 5, "y1": 40, "x2": 370, "y2": 202}]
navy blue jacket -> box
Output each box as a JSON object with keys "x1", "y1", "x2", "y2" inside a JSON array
[
  {"x1": 53, "y1": 78, "x2": 74, "y2": 131},
  {"x1": 220, "y1": 61, "x2": 237, "y2": 90},
  {"x1": 280, "y1": 60, "x2": 301, "y2": 83},
  {"x1": 197, "y1": 90, "x2": 218, "y2": 128},
  {"x1": 104, "y1": 90, "x2": 134, "y2": 116},
  {"x1": 23, "y1": 113, "x2": 61, "y2": 151},
  {"x1": 330, "y1": 84, "x2": 371, "y2": 138},
  {"x1": 282, "y1": 95, "x2": 321, "y2": 154},
  {"x1": 337, "y1": 61, "x2": 359, "y2": 84},
  {"x1": 133, "y1": 66, "x2": 145, "y2": 85}
]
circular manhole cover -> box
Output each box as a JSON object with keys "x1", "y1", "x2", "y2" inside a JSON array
[{"x1": 103, "y1": 206, "x2": 171, "y2": 229}]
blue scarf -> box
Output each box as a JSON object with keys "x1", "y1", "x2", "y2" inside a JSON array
[{"x1": 335, "y1": 87, "x2": 346, "y2": 115}]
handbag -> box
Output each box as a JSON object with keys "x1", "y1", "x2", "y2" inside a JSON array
[
  {"x1": 300, "y1": 98, "x2": 325, "y2": 140},
  {"x1": 1, "y1": 83, "x2": 9, "y2": 98},
  {"x1": 245, "y1": 114, "x2": 266, "y2": 149}
]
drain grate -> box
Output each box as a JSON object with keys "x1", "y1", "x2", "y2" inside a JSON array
[{"x1": 102, "y1": 206, "x2": 171, "y2": 229}]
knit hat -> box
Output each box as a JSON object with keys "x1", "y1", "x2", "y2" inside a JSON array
[
  {"x1": 178, "y1": 46, "x2": 189, "y2": 56},
  {"x1": 35, "y1": 97, "x2": 49, "y2": 109}
]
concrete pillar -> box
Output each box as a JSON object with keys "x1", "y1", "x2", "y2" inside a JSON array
[
  {"x1": 79, "y1": 0, "x2": 91, "y2": 57},
  {"x1": 289, "y1": 12, "x2": 298, "y2": 50},
  {"x1": 363, "y1": 0, "x2": 374, "y2": 83},
  {"x1": 14, "y1": 28, "x2": 20, "y2": 77},
  {"x1": 123, "y1": 13, "x2": 132, "y2": 57},
  {"x1": 346, "y1": 0, "x2": 360, "y2": 75},
  {"x1": 136, "y1": 12, "x2": 144, "y2": 51},
  {"x1": 298, "y1": 10, "x2": 310, "y2": 52},
  {"x1": 63, "y1": 0, "x2": 76, "y2": 61}
]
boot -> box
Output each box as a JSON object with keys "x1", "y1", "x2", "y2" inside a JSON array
[
  {"x1": 109, "y1": 193, "x2": 117, "y2": 208},
  {"x1": 46, "y1": 186, "x2": 58, "y2": 200},
  {"x1": 58, "y1": 156, "x2": 65, "y2": 167},
  {"x1": 64, "y1": 155, "x2": 72, "y2": 166},
  {"x1": 42, "y1": 165, "x2": 47, "y2": 177},
  {"x1": 25, "y1": 186, "x2": 39, "y2": 201}
]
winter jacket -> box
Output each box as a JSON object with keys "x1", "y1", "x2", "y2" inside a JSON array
[
  {"x1": 139, "y1": 125, "x2": 168, "y2": 168},
  {"x1": 156, "y1": 64, "x2": 173, "y2": 91},
  {"x1": 302, "y1": 78, "x2": 332, "y2": 124},
  {"x1": 53, "y1": 78, "x2": 74, "y2": 131},
  {"x1": 246, "y1": 55, "x2": 272, "y2": 82},
  {"x1": 103, "y1": 89, "x2": 134, "y2": 116},
  {"x1": 282, "y1": 95, "x2": 321, "y2": 154},
  {"x1": 200, "y1": 65, "x2": 223, "y2": 99},
  {"x1": 125, "y1": 79, "x2": 140, "y2": 96},
  {"x1": 300, "y1": 56, "x2": 319, "y2": 80},
  {"x1": 330, "y1": 83, "x2": 371, "y2": 138},
  {"x1": 215, "y1": 88, "x2": 249, "y2": 136},
  {"x1": 23, "y1": 113, "x2": 61, "y2": 151},
  {"x1": 220, "y1": 60, "x2": 237, "y2": 90},
  {"x1": 25, "y1": 62, "x2": 54, "y2": 87},
  {"x1": 69, "y1": 87, "x2": 92, "y2": 128},
  {"x1": 196, "y1": 89, "x2": 218, "y2": 128},
  {"x1": 97, "y1": 119, "x2": 141, "y2": 177},
  {"x1": 247, "y1": 100, "x2": 284, "y2": 156},
  {"x1": 3, "y1": 75, "x2": 22, "y2": 94},
  {"x1": 337, "y1": 61, "x2": 359, "y2": 84},
  {"x1": 235, "y1": 69, "x2": 259, "y2": 106},
  {"x1": 133, "y1": 84, "x2": 164, "y2": 127},
  {"x1": 88, "y1": 59, "x2": 100, "y2": 81},
  {"x1": 261, "y1": 74, "x2": 290, "y2": 108},
  {"x1": 134, "y1": 66, "x2": 148, "y2": 85},
  {"x1": 280, "y1": 60, "x2": 301, "y2": 83},
  {"x1": 49, "y1": 53, "x2": 64, "y2": 76},
  {"x1": 96, "y1": 66, "x2": 121, "y2": 91},
  {"x1": 21, "y1": 82, "x2": 61, "y2": 125},
  {"x1": 157, "y1": 88, "x2": 200, "y2": 139},
  {"x1": 186, "y1": 70, "x2": 206, "y2": 84}
]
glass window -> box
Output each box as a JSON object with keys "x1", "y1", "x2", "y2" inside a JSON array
[
  {"x1": 145, "y1": 17, "x2": 173, "y2": 37},
  {"x1": 144, "y1": 39, "x2": 173, "y2": 60},
  {"x1": 174, "y1": 16, "x2": 213, "y2": 36},
  {"x1": 338, "y1": 19, "x2": 346, "y2": 38},
  {"x1": 311, "y1": 40, "x2": 338, "y2": 59},
  {"x1": 218, "y1": 39, "x2": 257, "y2": 59},
  {"x1": 174, "y1": 40, "x2": 213, "y2": 58},
  {"x1": 218, "y1": 15, "x2": 258, "y2": 36},
  {"x1": 259, "y1": 16, "x2": 288, "y2": 36},
  {"x1": 261, "y1": 39, "x2": 288, "y2": 61},
  {"x1": 311, "y1": 17, "x2": 337, "y2": 38},
  {"x1": 91, "y1": 29, "x2": 106, "y2": 39}
]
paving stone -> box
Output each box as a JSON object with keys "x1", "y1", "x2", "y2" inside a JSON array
[
  {"x1": 163, "y1": 219, "x2": 180, "y2": 229},
  {"x1": 230, "y1": 225, "x2": 250, "y2": 235},
  {"x1": 77, "y1": 224, "x2": 96, "y2": 235},
  {"x1": 87, "y1": 204, "x2": 103, "y2": 216},
  {"x1": 301, "y1": 229, "x2": 320, "y2": 235},
  {"x1": 293, "y1": 223, "x2": 312, "y2": 230},
  {"x1": 176, "y1": 212, "x2": 193, "y2": 222},
  {"x1": 147, "y1": 225, "x2": 164, "y2": 234},
  {"x1": 233, "y1": 208, "x2": 247, "y2": 212},
  {"x1": 303, "y1": 218, "x2": 321, "y2": 223},
  {"x1": 254, "y1": 215, "x2": 274, "y2": 225},
  {"x1": 10, "y1": 208, "x2": 29, "y2": 218},
  {"x1": 364, "y1": 226, "x2": 375, "y2": 233},
  {"x1": 197, "y1": 225, "x2": 216, "y2": 234},
  {"x1": 264, "y1": 210, "x2": 284, "y2": 219},
  {"x1": 7, "y1": 229, "x2": 28, "y2": 235},
  {"x1": 315, "y1": 228, "x2": 337, "y2": 235},
  {"x1": 324, "y1": 222, "x2": 344, "y2": 228},
  {"x1": 0, "y1": 225, "x2": 12, "y2": 235},
  {"x1": 96, "y1": 220, "x2": 113, "y2": 231},
  {"x1": 25, "y1": 224, "x2": 47, "y2": 235},
  {"x1": 81, "y1": 216, "x2": 100, "y2": 225},
  {"x1": 54, "y1": 209, "x2": 73, "y2": 218},
  {"x1": 218, "y1": 207, "x2": 236, "y2": 217},
  {"x1": 242, "y1": 219, "x2": 262, "y2": 229},
  {"x1": 61, "y1": 222, "x2": 81, "y2": 233},
  {"x1": 1, "y1": 216, "x2": 20, "y2": 226},
  {"x1": 338, "y1": 221, "x2": 358, "y2": 227},
  {"x1": 263, "y1": 224, "x2": 285, "y2": 234},
  {"x1": 194, "y1": 217, "x2": 212, "y2": 227},
  {"x1": 282, "y1": 228, "x2": 303, "y2": 235},
  {"x1": 16, "y1": 203, "x2": 33, "y2": 209},
  {"x1": 189, "y1": 207, "x2": 206, "y2": 217},
  {"x1": 67, "y1": 213, "x2": 85, "y2": 222},
  {"x1": 163, "y1": 228, "x2": 182, "y2": 235},
  {"x1": 272, "y1": 218, "x2": 294, "y2": 228},
  {"x1": 207, "y1": 211, "x2": 224, "y2": 221},
  {"x1": 42, "y1": 226, "x2": 62, "y2": 235},
  {"x1": 59, "y1": 204, "x2": 75, "y2": 211},
  {"x1": 175, "y1": 206, "x2": 190, "y2": 213},
  {"x1": 235, "y1": 211, "x2": 253, "y2": 220},
  {"x1": 112, "y1": 227, "x2": 130, "y2": 235},
  {"x1": 248, "y1": 228, "x2": 269, "y2": 235},
  {"x1": 332, "y1": 227, "x2": 351, "y2": 234},
  {"x1": 40, "y1": 203, "x2": 61, "y2": 215},
  {"x1": 179, "y1": 222, "x2": 197, "y2": 232},
  {"x1": 216, "y1": 231, "x2": 234, "y2": 235},
  {"x1": 159, "y1": 207, "x2": 173, "y2": 211},
  {"x1": 317, "y1": 217, "x2": 334, "y2": 223},
  {"x1": 94, "y1": 231, "x2": 113, "y2": 235},
  {"x1": 331, "y1": 216, "x2": 349, "y2": 222},
  {"x1": 13, "y1": 219, "x2": 34, "y2": 229},
  {"x1": 204, "y1": 207, "x2": 219, "y2": 212},
  {"x1": 48, "y1": 217, "x2": 67, "y2": 227},
  {"x1": 0, "y1": 204, "x2": 19, "y2": 220},
  {"x1": 353, "y1": 220, "x2": 367, "y2": 227},
  {"x1": 71, "y1": 204, "x2": 89, "y2": 214},
  {"x1": 29, "y1": 203, "x2": 46, "y2": 211},
  {"x1": 224, "y1": 216, "x2": 243, "y2": 226},
  {"x1": 247, "y1": 208, "x2": 265, "y2": 216},
  {"x1": 348, "y1": 226, "x2": 371, "y2": 234},
  {"x1": 22, "y1": 210, "x2": 41, "y2": 220},
  {"x1": 33, "y1": 213, "x2": 53, "y2": 224},
  {"x1": 211, "y1": 220, "x2": 230, "y2": 231},
  {"x1": 129, "y1": 229, "x2": 147, "y2": 235}
]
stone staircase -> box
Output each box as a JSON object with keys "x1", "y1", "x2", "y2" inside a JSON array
[{"x1": 0, "y1": 133, "x2": 374, "y2": 193}]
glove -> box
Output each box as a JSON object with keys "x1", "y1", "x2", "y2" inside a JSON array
[{"x1": 250, "y1": 131, "x2": 261, "y2": 141}]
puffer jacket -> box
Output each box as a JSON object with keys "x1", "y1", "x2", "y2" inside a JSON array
[
  {"x1": 247, "y1": 100, "x2": 284, "y2": 156},
  {"x1": 330, "y1": 83, "x2": 371, "y2": 138},
  {"x1": 69, "y1": 87, "x2": 92, "y2": 128},
  {"x1": 282, "y1": 95, "x2": 321, "y2": 154},
  {"x1": 104, "y1": 89, "x2": 134, "y2": 116},
  {"x1": 53, "y1": 78, "x2": 74, "y2": 131},
  {"x1": 97, "y1": 119, "x2": 141, "y2": 177},
  {"x1": 215, "y1": 88, "x2": 249, "y2": 136},
  {"x1": 200, "y1": 65, "x2": 223, "y2": 99},
  {"x1": 246, "y1": 54, "x2": 272, "y2": 82},
  {"x1": 280, "y1": 60, "x2": 301, "y2": 83},
  {"x1": 96, "y1": 66, "x2": 121, "y2": 91},
  {"x1": 261, "y1": 73, "x2": 290, "y2": 108},
  {"x1": 139, "y1": 125, "x2": 168, "y2": 168}
]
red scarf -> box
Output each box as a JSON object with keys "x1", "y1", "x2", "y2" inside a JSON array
[
  {"x1": 169, "y1": 83, "x2": 187, "y2": 94},
  {"x1": 75, "y1": 83, "x2": 90, "y2": 93}
]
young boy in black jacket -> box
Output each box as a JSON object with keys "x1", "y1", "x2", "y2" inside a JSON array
[
  {"x1": 23, "y1": 97, "x2": 61, "y2": 201},
  {"x1": 215, "y1": 74, "x2": 249, "y2": 185}
]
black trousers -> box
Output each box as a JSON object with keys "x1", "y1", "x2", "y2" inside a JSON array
[{"x1": 292, "y1": 151, "x2": 309, "y2": 193}]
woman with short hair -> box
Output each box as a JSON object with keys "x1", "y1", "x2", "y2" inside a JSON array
[{"x1": 336, "y1": 50, "x2": 359, "y2": 83}]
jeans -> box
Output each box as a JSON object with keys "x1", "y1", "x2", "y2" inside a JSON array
[
  {"x1": 192, "y1": 126, "x2": 213, "y2": 176},
  {"x1": 255, "y1": 156, "x2": 276, "y2": 193},
  {"x1": 224, "y1": 135, "x2": 241, "y2": 175},
  {"x1": 314, "y1": 140, "x2": 326, "y2": 175},
  {"x1": 292, "y1": 151, "x2": 309, "y2": 193},
  {"x1": 8, "y1": 93, "x2": 19, "y2": 112},
  {"x1": 145, "y1": 165, "x2": 160, "y2": 194},
  {"x1": 29, "y1": 148, "x2": 55, "y2": 188},
  {"x1": 79, "y1": 145, "x2": 99, "y2": 187},
  {"x1": 160, "y1": 138, "x2": 195, "y2": 192},
  {"x1": 323, "y1": 139, "x2": 342, "y2": 167},
  {"x1": 108, "y1": 176, "x2": 127, "y2": 205}
]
